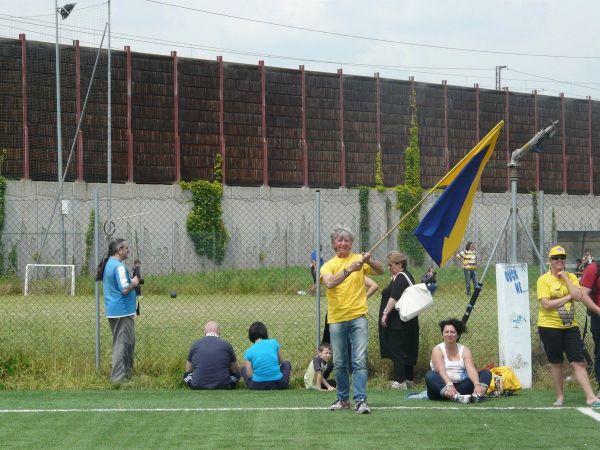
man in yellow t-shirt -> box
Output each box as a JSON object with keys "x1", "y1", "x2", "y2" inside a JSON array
[
  {"x1": 320, "y1": 225, "x2": 384, "y2": 414},
  {"x1": 536, "y1": 245, "x2": 600, "y2": 407}
]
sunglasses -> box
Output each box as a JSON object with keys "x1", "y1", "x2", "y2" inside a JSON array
[{"x1": 550, "y1": 256, "x2": 566, "y2": 261}]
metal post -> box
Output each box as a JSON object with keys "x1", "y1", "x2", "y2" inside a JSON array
[
  {"x1": 539, "y1": 190, "x2": 545, "y2": 275},
  {"x1": 315, "y1": 189, "x2": 321, "y2": 350},
  {"x1": 107, "y1": 0, "x2": 112, "y2": 222},
  {"x1": 510, "y1": 166, "x2": 518, "y2": 263},
  {"x1": 55, "y1": 1, "x2": 66, "y2": 266},
  {"x1": 94, "y1": 190, "x2": 101, "y2": 371}
]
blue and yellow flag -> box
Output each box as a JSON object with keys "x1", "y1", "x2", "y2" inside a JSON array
[{"x1": 415, "y1": 121, "x2": 504, "y2": 266}]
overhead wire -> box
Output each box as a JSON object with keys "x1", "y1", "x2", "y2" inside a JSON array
[
  {"x1": 0, "y1": 10, "x2": 597, "y2": 98},
  {"x1": 146, "y1": 0, "x2": 600, "y2": 60}
]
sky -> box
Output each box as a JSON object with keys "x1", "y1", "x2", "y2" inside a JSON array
[{"x1": 1, "y1": 0, "x2": 599, "y2": 100}]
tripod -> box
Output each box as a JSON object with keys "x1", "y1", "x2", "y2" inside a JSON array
[{"x1": 462, "y1": 121, "x2": 559, "y2": 323}]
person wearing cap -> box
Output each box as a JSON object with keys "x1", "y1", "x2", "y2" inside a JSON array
[{"x1": 537, "y1": 245, "x2": 600, "y2": 407}]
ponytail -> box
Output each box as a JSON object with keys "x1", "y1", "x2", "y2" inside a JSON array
[
  {"x1": 96, "y1": 255, "x2": 110, "y2": 281},
  {"x1": 95, "y1": 238, "x2": 127, "y2": 281}
]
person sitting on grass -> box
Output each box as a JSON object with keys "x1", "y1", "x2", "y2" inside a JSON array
[
  {"x1": 304, "y1": 342, "x2": 336, "y2": 391},
  {"x1": 424, "y1": 318, "x2": 491, "y2": 403},
  {"x1": 241, "y1": 321, "x2": 292, "y2": 390},
  {"x1": 421, "y1": 267, "x2": 438, "y2": 296},
  {"x1": 183, "y1": 320, "x2": 241, "y2": 390}
]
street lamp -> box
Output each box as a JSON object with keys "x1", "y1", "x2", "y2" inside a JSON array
[
  {"x1": 508, "y1": 120, "x2": 559, "y2": 263},
  {"x1": 55, "y1": 2, "x2": 76, "y2": 266},
  {"x1": 495, "y1": 65, "x2": 507, "y2": 90}
]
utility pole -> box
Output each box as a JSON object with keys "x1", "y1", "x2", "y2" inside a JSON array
[{"x1": 496, "y1": 65, "x2": 507, "y2": 90}]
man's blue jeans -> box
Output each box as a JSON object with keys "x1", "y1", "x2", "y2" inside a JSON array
[
  {"x1": 464, "y1": 269, "x2": 477, "y2": 296},
  {"x1": 329, "y1": 315, "x2": 368, "y2": 402}
]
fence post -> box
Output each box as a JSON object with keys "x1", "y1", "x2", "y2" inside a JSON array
[
  {"x1": 94, "y1": 190, "x2": 101, "y2": 371},
  {"x1": 20, "y1": 34, "x2": 29, "y2": 180},
  {"x1": 538, "y1": 190, "x2": 545, "y2": 275},
  {"x1": 314, "y1": 189, "x2": 321, "y2": 350}
]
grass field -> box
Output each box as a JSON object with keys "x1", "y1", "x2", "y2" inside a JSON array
[
  {"x1": 0, "y1": 265, "x2": 594, "y2": 389},
  {"x1": 1, "y1": 388, "x2": 600, "y2": 448}
]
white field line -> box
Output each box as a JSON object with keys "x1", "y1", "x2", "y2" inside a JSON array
[
  {"x1": 576, "y1": 407, "x2": 600, "y2": 422},
  {"x1": 0, "y1": 405, "x2": 593, "y2": 414}
]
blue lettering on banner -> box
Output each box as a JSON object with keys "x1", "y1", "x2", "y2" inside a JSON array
[{"x1": 504, "y1": 267, "x2": 525, "y2": 295}]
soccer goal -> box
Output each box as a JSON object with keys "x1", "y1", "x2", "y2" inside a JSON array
[{"x1": 24, "y1": 264, "x2": 76, "y2": 296}]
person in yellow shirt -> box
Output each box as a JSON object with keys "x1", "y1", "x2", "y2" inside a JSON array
[
  {"x1": 320, "y1": 225, "x2": 384, "y2": 414},
  {"x1": 456, "y1": 241, "x2": 477, "y2": 296},
  {"x1": 537, "y1": 245, "x2": 600, "y2": 408}
]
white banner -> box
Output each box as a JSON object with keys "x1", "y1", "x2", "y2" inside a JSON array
[{"x1": 495, "y1": 263, "x2": 532, "y2": 388}]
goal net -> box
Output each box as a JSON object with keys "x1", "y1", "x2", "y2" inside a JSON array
[{"x1": 24, "y1": 264, "x2": 75, "y2": 296}]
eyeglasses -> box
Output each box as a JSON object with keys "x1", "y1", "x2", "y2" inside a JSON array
[{"x1": 550, "y1": 256, "x2": 566, "y2": 261}]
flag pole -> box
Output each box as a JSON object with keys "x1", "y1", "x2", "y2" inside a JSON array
[
  {"x1": 366, "y1": 120, "x2": 504, "y2": 257},
  {"x1": 367, "y1": 188, "x2": 436, "y2": 255}
]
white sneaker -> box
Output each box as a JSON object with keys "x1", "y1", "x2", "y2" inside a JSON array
[
  {"x1": 453, "y1": 394, "x2": 471, "y2": 404},
  {"x1": 391, "y1": 381, "x2": 408, "y2": 389}
]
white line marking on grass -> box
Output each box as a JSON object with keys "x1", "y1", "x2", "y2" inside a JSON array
[
  {"x1": 0, "y1": 406, "x2": 583, "y2": 414},
  {"x1": 576, "y1": 407, "x2": 600, "y2": 422}
]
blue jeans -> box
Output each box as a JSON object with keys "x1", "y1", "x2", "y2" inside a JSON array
[
  {"x1": 426, "y1": 282, "x2": 438, "y2": 296},
  {"x1": 424, "y1": 369, "x2": 492, "y2": 400},
  {"x1": 329, "y1": 315, "x2": 368, "y2": 402},
  {"x1": 241, "y1": 361, "x2": 292, "y2": 390},
  {"x1": 463, "y1": 269, "x2": 477, "y2": 295}
]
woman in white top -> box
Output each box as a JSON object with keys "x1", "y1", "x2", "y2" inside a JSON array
[{"x1": 424, "y1": 318, "x2": 491, "y2": 403}]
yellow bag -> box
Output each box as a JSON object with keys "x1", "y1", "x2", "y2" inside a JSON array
[{"x1": 486, "y1": 366, "x2": 522, "y2": 396}]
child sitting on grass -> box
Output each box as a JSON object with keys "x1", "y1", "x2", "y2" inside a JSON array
[{"x1": 304, "y1": 342, "x2": 336, "y2": 391}]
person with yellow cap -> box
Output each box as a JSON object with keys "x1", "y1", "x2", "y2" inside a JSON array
[{"x1": 537, "y1": 245, "x2": 600, "y2": 408}]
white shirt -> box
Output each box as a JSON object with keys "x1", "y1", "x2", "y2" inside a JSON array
[{"x1": 430, "y1": 343, "x2": 467, "y2": 383}]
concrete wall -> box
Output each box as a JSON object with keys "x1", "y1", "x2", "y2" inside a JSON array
[{"x1": 3, "y1": 180, "x2": 599, "y2": 276}]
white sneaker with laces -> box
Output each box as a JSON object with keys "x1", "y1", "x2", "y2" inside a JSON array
[
  {"x1": 355, "y1": 400, "x2": 371, "y2": 414},
  {"x1": 453, "y1": 394, "x2": 471, "y2": 404}
]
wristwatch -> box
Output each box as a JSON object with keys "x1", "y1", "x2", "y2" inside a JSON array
[{"x1": 343, "y1": 269, "x2": 350, "y2": 277}]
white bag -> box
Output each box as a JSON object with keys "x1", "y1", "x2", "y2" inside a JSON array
[{"x1": 394, "y1": 272, "x2": 433, "y2": 321}]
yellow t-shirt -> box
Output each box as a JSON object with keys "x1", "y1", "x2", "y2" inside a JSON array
[
  {"x1": 536, "y1": 271, "x2": 579, "y2": 329},
  {"x1": 320, "y1": 253, "x2": 373, "y2": 323}
]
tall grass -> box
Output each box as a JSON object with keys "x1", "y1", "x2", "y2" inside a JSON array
[{"x1": 0, "y1": 264, "x2": 587, "y2": 390}]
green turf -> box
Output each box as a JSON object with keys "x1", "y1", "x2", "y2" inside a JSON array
[{"x1": 1, "y1": 389, "x2": 600, "y2": 449}]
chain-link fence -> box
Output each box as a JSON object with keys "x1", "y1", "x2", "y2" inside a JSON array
[{"x1": 1, "y1": 181, "x2": 599, "y2": 387}]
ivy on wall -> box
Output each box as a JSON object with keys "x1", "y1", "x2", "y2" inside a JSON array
[
  {"x1": 531, "y1": 191, "x2": 540, "y2": 261},
  {"x1": 358, "y1": 185, "x2": 370, "y2": 251},
  {"x1": 82, "y1": 209, "x2": 95, "y2": 275},
  {"x1": 375, "y1": 146, "x2": 384, "y2": 192},
  {"x1": 213, "y1": 152, "x2": 223, "y2": 184},
  {"x1": 181, "y1": 154, "x2": 229, "y2": 264},
  {"x1": 181, "y1": 180, "x2": 229, "y2": 264},
  {"x1": 396, "y1": 88, "x2": 424, "y2": 265}
]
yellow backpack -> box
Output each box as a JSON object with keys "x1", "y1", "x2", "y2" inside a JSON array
[{"x1": 486, "y1": 366, "x2": 522, "y2": 396}]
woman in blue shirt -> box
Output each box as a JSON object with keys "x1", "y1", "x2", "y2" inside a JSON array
[{"x1": 242, "y1": 322, "x2": 292, "y2": 389}]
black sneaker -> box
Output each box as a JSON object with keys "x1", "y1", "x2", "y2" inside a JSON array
[
  {"x1": 330, "y1": 399, "x2": 351, "y2": 411},
  {"x1": 470, "y1": 393, "x2": 484, "y2": 403},
  {"x1": 355, "y1": 400, "x2": 371, "y2": 414}
]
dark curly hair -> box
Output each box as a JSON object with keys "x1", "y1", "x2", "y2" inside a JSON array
[
  {"x1": 248, "y1": 321, "x2": 269, "y2": 343},
  {"x1": 439, "y1": 318, "x2": 466, "y2": 338}
]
